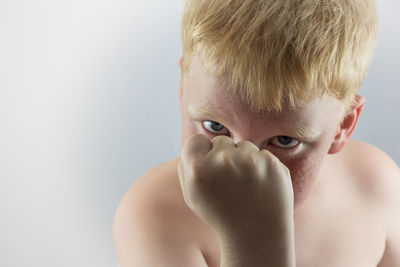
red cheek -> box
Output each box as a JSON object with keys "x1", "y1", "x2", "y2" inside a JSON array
[{"x1": 280, "y1": 153, "x2": 324, "y2": 204}]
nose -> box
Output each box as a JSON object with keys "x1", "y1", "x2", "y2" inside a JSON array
[{"x1": 231, "y1": 135, "x2": 266, "y2": 150}]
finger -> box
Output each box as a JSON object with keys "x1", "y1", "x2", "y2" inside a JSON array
[
  {"x1": 181, "y1": 133, "x2": 211, "y2": 162},
  {"x1": 210, "y1": 135, "x2": 235, "y2": 150},
  {"x1": 258, "y1": 148, "x2": 278, "y2": 161},
  {"x1": 235, "y1": 140, "x2": 260, "y2": 151},
  {"x1": 257, "y1": 149, "x2": 292, "y2": 180},
  {"x1": 258, "y1": 149, "x2": 288, "y2": 171}
]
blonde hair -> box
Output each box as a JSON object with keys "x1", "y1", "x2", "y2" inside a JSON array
[{"x1": 181, "y1": 0, "x2": 378, "y2": 116}]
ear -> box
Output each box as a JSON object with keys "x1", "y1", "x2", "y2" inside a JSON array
[
  {"x1": 179, "y1": 57, "x2": 184, "y2": 113},
  {"x1": 327, "y1": 95, "x2": 365, "y2": 154}
]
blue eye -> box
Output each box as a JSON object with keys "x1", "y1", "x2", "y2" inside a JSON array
[
  {"x1": 202, "y1": 121, "x2": 300, "y2": 149},
  {"x1": 202, "y1": 121, "x2": 229, "y2": 134},
  {"x1": 271, "y1": 136, "x2": 299, "y2": 148}
]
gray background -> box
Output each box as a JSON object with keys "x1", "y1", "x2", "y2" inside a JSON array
[{"x1": 0, "y1": 0, "x2": 398, "y2": 266}]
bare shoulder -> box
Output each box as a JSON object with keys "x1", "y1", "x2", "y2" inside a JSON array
[
  {"x1": 343, "y1": 139, "x2": 398, "y2": 168},
  {"x1": 343, "y1": 139, "x2": 400, "y2": 266},
  {"x1": 341, "y1": 139, "x2": 399, "y2": 193},
  {"x1": 123, "y1": 157, "x2": 183, "y2": 204},
  {"x1": 113, "y1": 157, "x2": 183, "y2": 222},
  {"x1": 112, "y1": 157, "x2": 211, "y2": 267}
]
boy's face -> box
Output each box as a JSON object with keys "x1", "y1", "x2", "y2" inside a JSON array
[{"x1": 179, "y1": 56, "x2": 344, "y2": 213}]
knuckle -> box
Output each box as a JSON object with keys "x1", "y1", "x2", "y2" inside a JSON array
[
  {"x1": 257, "y1": 149, "x2": 280, "y2": 166},
  {"x1": 258, "y1": 149, "x2": 279, "y2": 162},
  {"x1": 258, "y1": 149, "x2": 272, "y2": 158},
  {"x1": 214, "y1": 149, "x2": 231, "y2": 163},
  {"x1": 211, "y1": 135, "x2": 230, "y2": 143},
  {"x1": 236, "y1": 140, "x2": 259, "y2": 150}
]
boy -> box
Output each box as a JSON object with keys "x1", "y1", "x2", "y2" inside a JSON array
[{"x1": 113, "y1": 0, "x2": 400, "y2": 266}]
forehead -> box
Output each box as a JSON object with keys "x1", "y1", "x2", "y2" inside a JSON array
[
  {"x1": 188, "y1": 101, "x2": 318, "y2": 138},
  {"x1": 182, "y1": 56, "x2": 341, "y2": 129}
]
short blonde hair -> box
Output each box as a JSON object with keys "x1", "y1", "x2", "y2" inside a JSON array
[{"x1": 181, "y1": 0, "x2": 378, "y2": 116}]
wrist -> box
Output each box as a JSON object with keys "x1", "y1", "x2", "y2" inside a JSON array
[
  {"x1": 217, "y1": 214, "x2": 295, "y2": 245},
  {"x1": 219, "y1": 236, "x2": 296, "y2": 267},
  {"x1": 217, "y1": 220, "x2": 296, "y2": 267}
]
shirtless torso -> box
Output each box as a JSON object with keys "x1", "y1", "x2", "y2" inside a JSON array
[{"x1": 118, "y1": 139, "x2": 389, "y2": 267}]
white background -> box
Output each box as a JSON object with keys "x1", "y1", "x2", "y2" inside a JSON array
[{"x1": 0, "y1": 0, "x2": 398, "y2": 266}]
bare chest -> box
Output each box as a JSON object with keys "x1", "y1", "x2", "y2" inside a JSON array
[
  {"x1": 198, "y1": 203, "x2": 385, "y2": 267},
  {"x1": 293, "y1": 203, "x2": 386, "y2": 267},
  {"x1": 196, "y1": 178, "x2": 386, "y2": 267}
]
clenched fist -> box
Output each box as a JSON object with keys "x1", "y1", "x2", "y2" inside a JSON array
[{"x1": 177, "y1": 133, "x2": 295, "y2": 242}]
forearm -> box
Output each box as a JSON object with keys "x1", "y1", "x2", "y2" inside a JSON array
[{"x1": 217, "y1": 223, "x2": 296, "y2": 267}]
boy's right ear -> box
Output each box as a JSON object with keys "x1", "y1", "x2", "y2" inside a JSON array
[{"x1": 327, "y1": 95, "x2": 365, "y2": 154}]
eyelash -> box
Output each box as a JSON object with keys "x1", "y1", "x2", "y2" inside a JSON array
[{"x1": 201, "y1": 120, "x2": 300, "y2": 149}]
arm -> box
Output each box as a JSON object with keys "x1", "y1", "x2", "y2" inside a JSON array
[
  {"x1": 218, "y1": 224, "x2": 296, "y2": 267},
  {"x1": 377, "y1": 153, "x2": 400, "y2": 266},
  {"x1": 113, "y1": 184, "x2": 296, "y2": 267},
  {"x1": 178, "y1": 134, "x2": 297, "y2": 267}
]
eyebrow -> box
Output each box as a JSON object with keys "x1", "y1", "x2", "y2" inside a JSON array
[{"x1": 188, "y1": 105, "x2": 321, "y2": 139}]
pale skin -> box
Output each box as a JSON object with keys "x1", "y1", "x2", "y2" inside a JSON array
[{"x1": 112, "y1": 56, "x2": 400, "y2": 266}]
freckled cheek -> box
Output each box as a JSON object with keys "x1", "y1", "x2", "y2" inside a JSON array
[{"x1": 281, "y1": 154, "x2": 324, "y2": 196}]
